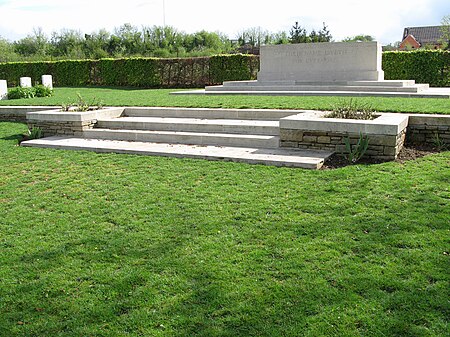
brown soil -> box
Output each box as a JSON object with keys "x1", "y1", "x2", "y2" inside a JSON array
[{"x1": 322, "y1": 144, "x2": 441, "y2": 170}]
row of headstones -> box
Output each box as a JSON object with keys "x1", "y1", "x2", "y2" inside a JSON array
[{"x1": 0, "y1": 75, "x2": 53, "y2": 100}]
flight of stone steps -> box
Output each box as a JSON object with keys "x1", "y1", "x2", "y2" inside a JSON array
[{"x1": 22, "y1": 107, "x2": 334, "y2": 169}]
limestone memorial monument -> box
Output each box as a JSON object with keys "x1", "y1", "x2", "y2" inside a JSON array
[
  {"x1": 257, "y1": 41, "x2": 384, "y2": 82},
  {"x1": 199, "y1": 42, "x2": 449, "y2": 98},
  {"x1": 0, "y1": 80, "x2": 7, "y2": 100}
]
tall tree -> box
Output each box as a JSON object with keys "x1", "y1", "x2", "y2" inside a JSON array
[
  {"x1": 317, "y1": 22, "x2": 332, "y2": 42},
  {"x1": 51, "y1": 29, "x2": 84, "y2": 58},
  {"x1": 342, "y1": 35, "x2": 374, "y2": 42},
  {"x1": 440, "y1": 14, "x2": 450, "y2": 50},
  {"x1": 14, "y1": 27, "x2": 50, "y2": 56},
  {"x1": 289, "y1": 22, "x2": 308, "y2": 43}
]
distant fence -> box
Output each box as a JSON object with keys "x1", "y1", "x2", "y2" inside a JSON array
[{"x1": 0, "y1": 50, "x2": 448, "y2": 88}]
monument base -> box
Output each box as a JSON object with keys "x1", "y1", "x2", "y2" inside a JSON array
[{"x1": 172, "y1": 80, "x2": 450, "y2": 99}]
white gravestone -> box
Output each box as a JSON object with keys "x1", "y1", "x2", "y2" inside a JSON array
[
  {"x1": 20, "y1": 77, "x2": 32, "y2": 88},
  {"x1": 257, "y1": 42, "x2": 384, "y2": 83},
  {"x1": 0, "y1": 80, "x2": 7, "y2": 100},
  {"x1": 42, "y1": 75, "x2": 53, "y2": 89}
]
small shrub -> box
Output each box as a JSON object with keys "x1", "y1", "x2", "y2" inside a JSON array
[
  {"x1": 27, "y1": 127, "x2": 43, "y2": 139},
  {"x1": 61, "y1": 102, "x2": 72, "y2": 112},
  {"x1": 61, "y1": 93, "x2": 104, "y2": 112},
  {"x1": 343, "y1": 133, "x2": 370, "y2": 163},
  {"x1": 326, "y1": 99, "x2": 376, "y2": 120},
  {"x1": 7, "y1": 85, "x2": 53, "y2": 99},
  {"x1": 19, "y1": 127, "x2": 43, "y2": 144},
  {"x1": 432, "y1": 132, "x2": 448, "y2": 151},
  {"x1": 7, "y1": 86, "x2": 36, "y2": 99},
  {"x1": 34, "y1": 84, "x2": 53, "y2": 97}
]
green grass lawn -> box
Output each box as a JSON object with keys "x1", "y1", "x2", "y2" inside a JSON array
[
  {"x1": 0, "y1": 121, "x2": 449, "y2": 336},
  {"x1": 0, "y1": 87, "x2": 449, "y2": 114}
]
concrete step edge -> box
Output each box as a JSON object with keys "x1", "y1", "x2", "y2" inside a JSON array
[
  {"x1": 21, "y1": 136, "x2": 333, "y2": 169},
  {"x1": 123, "y1": 107, "x2": 296, "y2": 120},
  {"x1": 83, "y1": 129, "x2": 280, "y2": 148},
  {"x1": 96, "y1": 117, "x2": 280, "y2": 135}
]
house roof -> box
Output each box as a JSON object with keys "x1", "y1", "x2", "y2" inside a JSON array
[{"x1": 402, "y1": 26, "x2": 443, "y2": 44}]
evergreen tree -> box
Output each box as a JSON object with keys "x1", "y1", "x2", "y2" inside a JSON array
[{"x1": 289, "y1": 22, "x2": 307, "y2": 43}]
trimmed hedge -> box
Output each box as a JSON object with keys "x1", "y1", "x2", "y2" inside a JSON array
[
  {"x1": 1, "y1": 51, "x2": 448, "y2": 88},
  {"x1": 0, "y1": 55, "x2": 258, "y2": 88},
  {"x1": 383, "y1": 50, "x2": 450, "y2": 87}
]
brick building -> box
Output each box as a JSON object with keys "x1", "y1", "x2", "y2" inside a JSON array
[{"x1": 399, "y1": 26, "x2": 445, "y2": 50}]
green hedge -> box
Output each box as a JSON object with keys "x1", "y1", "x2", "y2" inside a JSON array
[
  {"x1": 383, "y1": 50, "x2": 450, "y2": 87},
  {"x1": 1, "y1": 51, "x2": 448, "y2": 88},
  {"x1": 0, "y1": 55, "x2": 259, "y2": 88},
  {"x1": 210, "y1": 54, "x2": 259, "y2": 83}
]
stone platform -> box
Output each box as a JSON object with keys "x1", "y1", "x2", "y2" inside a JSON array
[{"x1": 173, "y1": 80, "x2": 450, "y2": 98}]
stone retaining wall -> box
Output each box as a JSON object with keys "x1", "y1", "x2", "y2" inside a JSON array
[
  {"x1": 26, "y1": 120, "x2": 96, "y2": 137},
  {"x1": 0, "y1": 111, "x2": 26, "y2": 123},
  {"x1": 280, "y1": 129, "x2": 407, "y2": 161},
  {"x1": 279, "y1": 111, "x2": 409, "y2": 161},
  {"x1": 0, "y1": 106, "x2": 55, "y2": 123},
  {"x1": 25, "y1": 107, "x2": 124, "y2": 137},
  {"x1": 406, "y1": 114, "x2": 450, "y2": 146}
]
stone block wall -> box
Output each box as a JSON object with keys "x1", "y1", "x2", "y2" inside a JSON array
[
  {"x1": 406, "y1": 114, "x2": 450, "y2": 146},
  {"x1": 24, "y1": 107, "x2": 124, "y2": 137},
  {"x1": 26, "y1": 120, "x2": 96, "y2": 137},
  {"x1": 0, "y1": 111, "x2": 27, "y2": 123},
  {"x1": 279, "y1": 111, "x2": 409, "y2": 161},
  {"x1": 280, "y1": 129, "x2": 406, "y2": 161},
  {"x1": 0, "y1": 107, "x2": 54, "y2": 123}
]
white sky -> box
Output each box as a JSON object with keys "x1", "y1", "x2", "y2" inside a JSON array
[{"x1": 0, "y1": 0, "x2": 448, "y2": 44}]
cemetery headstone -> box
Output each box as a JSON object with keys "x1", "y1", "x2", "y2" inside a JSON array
[
  {"x1": 0, "y1": 80, "x2": 7, "y2": 100},
  {"x1": 42, "y1": 75, "x2": 53, "y2": 89},
  {"x1": 20, "y1": 77, "x2": 32, "y2": 88}
]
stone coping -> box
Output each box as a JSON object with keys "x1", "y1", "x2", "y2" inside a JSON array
[
  {"x1": 1, "y1": 105, "x2": 446, "y2": 128},
  {"x1": 0, "y1": 106, "x2": 58, "y2": 114},
  {"x1": 407, "y1": 113, "x2": 450, "y2": 126},
  {"x1": 26, "y1": 107, "x2": 124, "y2": 122},
  {"x1": 280, "y1": 110, "x2": 409, "y2": 135}
]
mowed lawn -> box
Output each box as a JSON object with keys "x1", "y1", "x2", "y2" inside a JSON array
[
  {"x1": 0, "y1": 121, "x2": 449, "y2": 336},
  {"x1": 0, "y1": 87, "x2": 450, "y2": 114}
]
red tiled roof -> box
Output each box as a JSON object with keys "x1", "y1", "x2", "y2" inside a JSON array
[{"x1": 402, "y1": 26, "x2": 444, "y2": 44}]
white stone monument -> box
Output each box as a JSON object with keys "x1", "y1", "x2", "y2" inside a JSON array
[
  {"x1": 198, "y1": 41, "x2": 447, "y2": 98},
  {"x1": 42, "y1": 75, "x2": 53, "y2": 89},
  {"x1": 257, "y1": 42, "x2": 384, "y2": 82},
  {"x1": 20, "y1": 77, "x2": 32, "y2": 88},
  {"x1": 0, "y1": 80, "x2": 7, "y2": 100}
]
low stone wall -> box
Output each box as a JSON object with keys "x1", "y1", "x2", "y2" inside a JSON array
[
  {"x1": 406, "y1": 114, "x2": 450, "y2": 145},
  {"x1": 0, "y1": 106, "x2": 56, "y2": 123},
  {"x1": 26, "y1": 107, "x2": 124, "y2": 137},
  {"x1": 279, "y1": 111, "x2": 409, "y2": 161},
  {"x1": 280, "y1": 129, "x2": 406, "y2": 160},
  {"x1": 26, "y1": 120, "x2": 97, "y2": 137}
]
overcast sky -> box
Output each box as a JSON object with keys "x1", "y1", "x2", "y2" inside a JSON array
[{"x1": 0, "y1": 0, "x2": 448, "y2": 44}]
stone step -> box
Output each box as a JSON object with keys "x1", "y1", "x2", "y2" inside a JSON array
[
  {"x1": 222, "y1": 80, "x2": 417, "y2": 87},
  {"x1": 123, "y1": 107, "x2": 296, "y2": 120},
  {"x1": 96, "y1": 117, "x2": 280, "y2": 136},
  {"x1": 346, "y1": 80, "x2": 416, "y2": 87},
  {"x1": 83, "y1": 129, "x2": 280, "y2": 148},
  {"x1": 206, "y1": 84, "x2": 429, "y2": 93},
  {"x1": 172, "y1": 89, "x2": 450, "y2": 99},
  {"x1": 21, "y1": 137, "x2": 333, "y2": 169}
]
